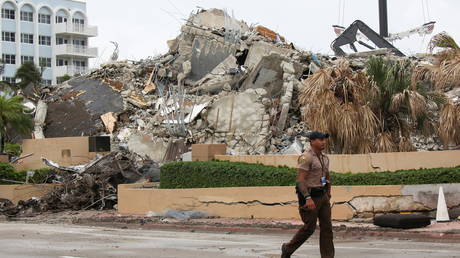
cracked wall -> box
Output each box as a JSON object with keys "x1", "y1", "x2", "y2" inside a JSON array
[{"x1": 118, "y1": 184, "x2": 460, "y2": 221}]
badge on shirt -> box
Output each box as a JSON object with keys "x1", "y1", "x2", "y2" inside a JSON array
[{"x1": 321, "y1": 176, "x2": 327, "y2": 186}]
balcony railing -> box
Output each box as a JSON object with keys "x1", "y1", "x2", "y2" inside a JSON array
[
  {"x1": 55, "y1": 23, "x2": 98, "y2": 37},
  {"x1": 55, "y1": 44, "x2": 98, "y2": 58},
  {"x1": 55, "y1": 65, "x2": 89, "y2": 77}
]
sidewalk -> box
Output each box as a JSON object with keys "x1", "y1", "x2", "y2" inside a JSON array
[{"x1": 5, "y1": 210, "x2": 460, "y2": 242}]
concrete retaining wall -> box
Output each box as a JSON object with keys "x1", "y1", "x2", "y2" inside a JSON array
[
  {"x1": 14, "y1": 137, "x2": 108, "y2": 171},
  {"x1": 215, "y1": 150, "x2": 460, "y2": 173},
  {"x1": 0, "y1": 184, "x2": 57, "y2": 205},
  {"x1": 118, "y1": 184, "x2": 460, "y2": 221}
]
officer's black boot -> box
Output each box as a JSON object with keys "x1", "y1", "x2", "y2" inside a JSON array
[{"x1": 281, "y1": 243, "x2": 291, "y2": 258}]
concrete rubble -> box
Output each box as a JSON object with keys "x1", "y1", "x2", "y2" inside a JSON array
[
  {"x1": 26, "y1": 8, "x2": 457, "y2": 164},
  {"x1": 0, "y1": 152, "x2": 159, "y2": 217}
]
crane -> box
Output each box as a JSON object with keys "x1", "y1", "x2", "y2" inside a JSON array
[{"x1": 331, "y1": 0, "x2": 436, "y2": 56}]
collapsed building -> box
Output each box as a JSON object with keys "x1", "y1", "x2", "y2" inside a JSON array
[
  {"x1": 30, "y1": 8, "x2": 459, "y2": 164},
  {"x1": 3, "y1": 8, "x2": 460, "y2": 217}
]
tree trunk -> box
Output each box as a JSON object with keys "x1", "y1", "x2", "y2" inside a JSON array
[{"x1": 0, "y1": 130, "x2": 4, "y2": 154}]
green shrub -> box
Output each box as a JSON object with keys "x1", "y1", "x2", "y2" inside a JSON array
[
  {"x1": 161, "y1": 161, "x2": 296, "y2": 189},
  {"x1": 0, "y1": 162, "x2": 53, "y2": 185},
  {"x1": 160, "y1": 161, "x2": 460, "y2": 189},
  {"x1": 4, "y1": 143, "x2": 21, "y2": 156}
]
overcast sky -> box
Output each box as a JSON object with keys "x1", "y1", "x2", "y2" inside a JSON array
[{"x1": 86, "y1": 0, "x2": 458, "y2": 68}]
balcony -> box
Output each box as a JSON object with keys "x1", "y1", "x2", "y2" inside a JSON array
[
  {"x1": 55, "y1": 44, "x2": 98, "y2": 58},
  {"x1": 55, "y1": 65, "x2": 89, "y2": 77},
  {"x1": 55, "y1": 23, "x2": 98, "y2": 37}
]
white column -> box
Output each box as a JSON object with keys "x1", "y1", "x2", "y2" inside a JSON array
[
  {"x1": 15, "y1": 6, "x2": 20, "y2": 72},
  {"x1": 34, "y1": 9, "x2": 39, "y2": 67},
  {"x1": 51, "y1": 12, "x2": 56, "y2": 85}
]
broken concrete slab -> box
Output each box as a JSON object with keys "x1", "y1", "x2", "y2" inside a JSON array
[
  {"x1": 65, "y1": 78, "x2": 125, "y2": 115},
  {"x1": 349, "y1": 196, "x2": 428, "y2": 213},
  {"x1": 206, "y1": 91, "x2": 267, "y2": 134},
  {"x1": 190, "y1": 55, "x2": 241, "y2": 94},
  {"x1": 244, "y1": 41, "x2": 296, "y2": 70},
  {"x1": 401, "y1": 184, "x2": 460, "y2": 209},
  {"x1": 127, "y1": 134, "x2": 168, "y2": 162},
  {"x1": 188, "y1": 8, "x2": 249, "y2": 33},
  {"x1": 190, "y1": 37, "x2": 237, "y2": 81},
  {"x1": 45, "y1": 77, "x2": 124, "y2": 138},
  {"x1": 241, "y1": 54, "x2": 303, "y2": 98}
]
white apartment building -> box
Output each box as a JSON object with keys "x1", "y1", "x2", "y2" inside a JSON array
[{"x1": 0, "y1": 0, "x2": 97, "y2": 86}]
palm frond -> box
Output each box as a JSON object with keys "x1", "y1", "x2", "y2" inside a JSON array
[
  {"x1": 439, "y1": 103, "x2": 460, "y2": 146},
  {"x1": 398, "y1": 136, "x2": 415, "y2": 152},
  {"x1": 429, "y1": 32, "x2": 460, "y2": 52},
  {"x1": 376, "y1": 132, "x2": 396, "y2": 153},
  {"x1": 407, "y1": 90, "x2": 428, "y2": 120}
]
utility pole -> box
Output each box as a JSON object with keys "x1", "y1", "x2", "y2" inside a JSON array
[{"x1": 379, "y1": 0, "x2": 389, "y2": 37}]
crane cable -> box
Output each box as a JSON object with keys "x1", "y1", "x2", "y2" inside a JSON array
[
  {"x1": 337, "y1": 0, "x2": 342, "y2": 25},
  {"x1": 425, "y1": 0, "x2": 431, "y2": 21},
  {"x1": 337, "y1": 0, "x2": 346, "y2": 26},
  {"x1": 421, "y1": 0, "x2": 431, "y2": 23}
]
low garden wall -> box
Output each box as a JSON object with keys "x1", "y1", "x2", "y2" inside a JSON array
[
  {"x1": 117, "y1": 184, "x2": 460, "y2": 221},
  {"x1": 215, "y1": 150, "x2": 460, "y2": 173},
  {"x1": 0, "y1": 184, "x2": 57, "y2": 205}
]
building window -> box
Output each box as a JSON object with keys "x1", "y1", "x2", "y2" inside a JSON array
[
  {"x1": 72, "y1": 18, "x2": 85, "y2": 25},
  {"x1": 41, "y1": 79, "x2": 52, "y2": 86},
  {"x1": 56, "y1": 37, "x2": 68, "y2": 45},
  {"x1": 1, "y1": 9, "x2": 15, "y2": 20},
  {"x1": 21, "y1": 33, "x2": 34, "y2": 44},
  {"x1": 56, "y1": 16, "x2": 67, "y2": 23},
  {"x1": 2, "y1": 54, "x2": 16, "y2": 64},
  {"x1": 20, "y1": 11, "x2": 33, "y2": 22},
  {"x1": 56, "y1": 59, "x2": 68, "y2": 66},
  {"x1": 73, "y1": 60, "x2": 86, "y2": 67},
  {"x1": 21, "y1": 55, "x2": 34, "y2": 64},
  {"x1": 39, "y1": 35, "x2": 51, "y2": 46},
  {"x1": 2, "y1": 77, "x2": 16, "y2": 84},
  {"x1": 73, "y1": 39, "x2": 87, "y2": 47},
  {"x1": 2, "y1": 31, "x2": 15, "y2": 42},
  {"x1": 38, "y1": 14, "x2": 51, "y2": 24},
  {"x1": 39, "y1": 57, "x2": 52, "y2": 68}
]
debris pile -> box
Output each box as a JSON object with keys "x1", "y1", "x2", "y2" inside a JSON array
[
  {"x1": 1, "y1": 152, "x2": 158, "y2": 217},
  {"x1": 38, "y1": 8, "x2": 458, "y2": 160}
]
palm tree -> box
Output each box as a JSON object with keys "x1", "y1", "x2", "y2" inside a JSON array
[
  {"x1": 366, "y1": 57, "x2": 446, "y2": 152},
  {"x1": 0, "y1": 95, "x2": 33, "y2": 153},
  {"x1": 299, "y1": 59, "x2": 378, "y2": 154},
  {"x1": 412, "y1": 32, "x2": 460, "y2": 147},
  {"x1": 299, "y1": 57, "x2": 444, "y2": 154},
  {"x1": 14, "y1": 62, "x2": 42, "y2": 90}
]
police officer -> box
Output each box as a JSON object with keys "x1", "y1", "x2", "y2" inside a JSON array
[{"x1": 281, "y1": 131, "x2": 334, "y2": 258}]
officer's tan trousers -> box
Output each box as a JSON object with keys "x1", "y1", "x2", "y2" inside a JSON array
[{"x1": 284, "y1": 194, "x2": 335, "y2": 258}]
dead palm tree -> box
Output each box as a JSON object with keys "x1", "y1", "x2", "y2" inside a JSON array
[
  {"x1": 299, "y1": 57, "x2": 442, "y2": 154},
  {"x1": 412, "y1": 32, "x2": 460, "y2": 90},
  {"x1": 299, "y1": 59, "x2": 378, "y2": 154},
  {"x1": 412, "y1": 32, "x2": 460, "y2": 147}
]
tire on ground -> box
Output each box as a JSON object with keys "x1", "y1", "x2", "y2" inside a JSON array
[{"x1": 373, "y1": 214, "x2": 431, "y2": 229}]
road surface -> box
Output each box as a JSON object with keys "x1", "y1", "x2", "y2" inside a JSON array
[{"x1": 0, "y1": 222, "x2": 459, "y2": 257}]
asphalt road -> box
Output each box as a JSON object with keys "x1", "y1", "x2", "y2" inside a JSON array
[{"x1": 0, "y1": 222, "x2": 459, "y2": 258}]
